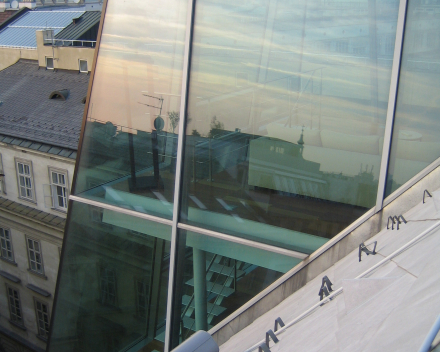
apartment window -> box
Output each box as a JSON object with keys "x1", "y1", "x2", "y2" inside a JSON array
[
  {"x1": 135, "y1": 278, "x2": 150, "y2": 318},
  {"x1": 16, "y1": 160, "x2": 35, "y2": 202},
  {"x1": 0, "y1": 227, "x2": 14, "y2": 262},
  {"x1": 100, "y1": 267, "x2": 117, "y2": 306},
  {"x1": 79, "y1": 59, "x2": 88, "y2": 73},
  {"x1": 46, "y1": 57, "x2": 54, "y2": 70},
  {"x1": 34, "y1": 299, "x2": 50, "y2": 340},
  {"x1": 49, "y1": 169, "x2": 68, "y2": 210},
  {"x1": 6, "y1": 285, "x2": 23, "y2": 326},
  {"x1": 27, "y1": 238, "x2": 44, "y2": 275}
]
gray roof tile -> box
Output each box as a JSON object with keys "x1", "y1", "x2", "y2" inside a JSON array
[{"x1": 0, "y1": 60, "x2": 89, "y2": 150}]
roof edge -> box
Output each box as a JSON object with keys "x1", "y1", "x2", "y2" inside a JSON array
[{"x1": 0, "y1": 7, "x2": 29, "y2": 32}]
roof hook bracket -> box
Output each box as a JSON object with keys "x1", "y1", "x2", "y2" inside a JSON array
[
  {"x1": 393, "y1": 215, "x2": 407, "y2": 230},
  {"x1": 319, "y1": 275, "x2": 334, "y2": 303},
  {"x1": 274, "y1": 317, "x2": 285, "y2": 332},
  {"x1": 359, "y1": 241, "x2": 377, "y2": 262},
  {"x1": 258, "y1": 329, "x2": 279, "y2": 352},
  {"x1": 258, "y1": 343, "x2": 271, "y2": 352},
  {"x1": 387, "y1": 216, "x2": 395, "y2": 230},
  {"x1": 423, "y1": 189, "x2": 432, "y2": 203}
]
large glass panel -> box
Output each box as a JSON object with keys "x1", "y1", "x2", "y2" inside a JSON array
[
  {"x1": 48, "y1": 201, "x2": 171, "y2": 352},
  {"x1": 181, "y1": 0, "x2": 399, "y2": 250},
  {"x1": 169, "y1": 229, "x2": 300, "y2": 348},
  {"x1": 385, "y1": 0, "x2": 440, "y2": 197},
  {"x1": 73, "y1": 0, "x2": 188, "y2": 219}
]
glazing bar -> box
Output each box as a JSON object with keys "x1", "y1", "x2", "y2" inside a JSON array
[
  {"x1": 164, "y1": 0, "x2": 196, "y2": 349},
  {"x1": 375, "y1": 0, "x2": 408, "y2": 212},
  {"x1": 177, "y1": 223, "x2": 309, "y2": 260},
  {"x1": 68, "y1": 195, "x2": 173, "y2": 226}
]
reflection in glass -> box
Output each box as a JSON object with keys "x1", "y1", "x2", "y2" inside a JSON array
[
  {"x1": 169, "y1": 229, "x2": 299, "y2": 348},
  {"x1": 181, "y1": 0, "x2": 399, "y2": 249},
  {"x1": 73, "y1": 0, "x2": 188, "y2": 219},
  {"x1": 385, "y1": 0, "x2": 440, "y2": 196},
  {"x1": 48, "y1": 201, "x2": 171, "y2": 352}
]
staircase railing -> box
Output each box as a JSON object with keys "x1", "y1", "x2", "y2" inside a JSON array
[
  {"x1": 183, "y1": 257, "x2": 238, "y2": 340},
  {"x1": 180, "y1": 254, "x2": 218, "y2": 320}
]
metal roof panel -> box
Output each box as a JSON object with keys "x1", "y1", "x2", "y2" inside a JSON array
[{"x1": 0, "y1": 10, "x2": 84, "y2": 48}]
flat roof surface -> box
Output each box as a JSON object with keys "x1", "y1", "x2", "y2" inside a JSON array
[{"x1": 222, "y1": 190, "x2": 440, "y2": 351}]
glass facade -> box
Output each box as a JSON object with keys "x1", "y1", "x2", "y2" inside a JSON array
[
  {"x1": 385, "y1": 0, "x2": 440, "y2": 196},
  {"x1": 74, "y1": 0, "x2": 188, "y2": 219},
  {"x1": 181, "y1": 0, "x2": 398, "y2": 247},
  {"x1": 48, "y1": 0, "x2": 440, "y2": 350},
  {"x1": 49, "y1": 201, "x2": 171, "y2": 352}
]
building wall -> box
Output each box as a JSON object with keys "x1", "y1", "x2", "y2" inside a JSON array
[
  {"x1": 0, "y1": 143, "x2": 74, "y2": 351},
  {"x1": 0, "y1": 143, "x2": 75, "y2": 216},
  {"x1": 0, "y1": 47, "x2": 37, "y2": 71},
  {"x1": 36, "y1": 30, "x2": 95, "y2": 72},
  {"x1": 0, "y1": 210, "x2": 62, "y2": 352}
]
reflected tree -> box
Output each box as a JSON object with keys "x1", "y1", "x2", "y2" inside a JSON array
[{"x1": 208, "y1": 116, "x2": 224, "y2": 138}]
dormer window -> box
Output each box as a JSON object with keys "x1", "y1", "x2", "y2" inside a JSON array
[
  {"x1": 46, "y1": 57, "x2": 54, "y2": 70},
  {"x1": 49, "y1": 90, "x2": 70, "y2": 101},
  {"x1": 79, "y1": 59, "x2": 88, "y2": 73}
]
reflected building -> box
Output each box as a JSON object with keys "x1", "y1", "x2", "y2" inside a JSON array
[{"x1": 47, "y1": 0, "x2": 440, "y2": 351}]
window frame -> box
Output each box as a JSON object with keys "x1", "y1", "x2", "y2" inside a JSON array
[
  {"x1": 45, "y1": 57, "x2": 54, "y2": 70},
  {"x1": 0, "y1": 153, "x2": 6, "y2": 195},
  {"x1": 15, "y1": 158, "x2": 36, "y2": 203},
  {"x1": 48, "y1": 167, "x2": 69, "y2": 212},
  {"x1": 34, "y1": 298, "x2": 50, "y2": 340},
  {"x1": 26, "y1": 237, "x2": 45, "y2": 276},
  {"x1": 79, "y1": 59, "x2": 88, "y2": 73},
  {"x1": 0, "y1": 226, "x2": 15, "y2": 263},
  {"x1": 6, "y1": 284, "x2": 24, "y2": 327}
]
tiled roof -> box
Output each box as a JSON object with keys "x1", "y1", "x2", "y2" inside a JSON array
[
  {"x1": 0, "y1": 196, "x2": 66, "y2": 230},
  {"x1": 0, "y1": 59, "x2": 88, "y2": 150},
  {"x1": 0, "y1": 10, "x2": 84, "y2": 48},
  {"x1": 55, "y1": 11, "x2": 101, "y2": 41}
]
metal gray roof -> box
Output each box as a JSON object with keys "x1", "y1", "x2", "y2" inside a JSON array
[
  {"x1": 0, "y1": 59, "x2": 89, "y2": 150},
  {"x1": 55, "y1": 11, "x2": 101, "y2": 41},
  {"x1": 0, "y1": 10, "x2": 84, "y2": 48}
]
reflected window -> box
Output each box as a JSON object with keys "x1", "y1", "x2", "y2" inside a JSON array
[
  {"x1": 100, "y1": 267, "x2": 117, "y2": 306},
  {"x1": 135, "y1": 278, "x2": 151, "y2": 318}
]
